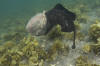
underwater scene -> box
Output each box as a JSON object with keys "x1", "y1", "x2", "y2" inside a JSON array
[{"x1": 0, "y1": 0, "x2": 100, "y2": 66}]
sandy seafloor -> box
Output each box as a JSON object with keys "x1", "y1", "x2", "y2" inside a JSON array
[{"x1": 0, "y1": 0, "x2": 100, "y2": 66}]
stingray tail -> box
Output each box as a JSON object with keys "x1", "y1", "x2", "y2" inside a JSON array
[{"x1": 72, "y1": 26, "x2": 76, "y2": 49}]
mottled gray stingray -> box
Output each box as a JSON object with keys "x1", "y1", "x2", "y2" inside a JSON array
[{"x1": 45, "y1": 4, "x2": 76, "y2": 49}]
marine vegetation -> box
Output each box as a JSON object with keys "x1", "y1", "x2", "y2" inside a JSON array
[
  {"x1": 82, "y1": 21, "x2": 100, "y2": 56},
  {"x1": 0, "y1": 1, "x2": 100, "y2": 66},
  {"x1": 0, "y1": 35, "x2": 45, "y2": 66},
  {"x1": 0, "y1": 28, "x2": 69, "y2": 66},
  {"x1": 89, "y1": 21, "x2": 100, "y2": 41},
  {"x1": 0, "y1": 22, "x2": 100, "y2": 66},
  {"x1": 90, "y1": 38, "x2": 100, "y2": 56},
  {"x1": 47, "y1": 24, "x2": 65, "y2": 40},
  {"x1": 76, "y1": 56, "x2": 100, "y2": 66},
  {"x1": 82, "y1": 44, "x2": 91, "y2": 53},
  {"x1": 47, "y1": 40, "x2": 69, "y2": 61}
]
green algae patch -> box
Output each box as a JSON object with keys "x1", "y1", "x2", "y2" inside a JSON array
[
  {"x1": 89, "y1": 21, "x2": 100, "y2": 41},
  {"x1": 83, "y1": 44, "x2": 91, "y2": 53},
  {"x1": 90, "y1": 43, "x2": 100, "y2": 56},
  {"x1": 47, "y1": 40, "x2": 69, "y2": 61},
  {"x1": 82, "y1": 41, "x2": 100, "y2": 56},
  {"x1": 0, "y1": 35, "x2": 45, "y2": 66},
  {"x1": 3, "y1": 41, "x2": 16, "y2": 49},
  {"x1": 76, "y1": 56, "x2": 100, "y2": 66},
  {"x1": 47, "y1": 24, "x2": 65, "y2": 40},
  {"x1": 0, "y1": 34, "x2": 70, "y2": 66}
]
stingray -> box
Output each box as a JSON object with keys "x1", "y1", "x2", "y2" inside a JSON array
[
  {"x1": 26, "y1": 3, "x2": 76, "y2": 49},
  {"x1": 45, "y1": 4, "x2": 76, "y2": 49}
]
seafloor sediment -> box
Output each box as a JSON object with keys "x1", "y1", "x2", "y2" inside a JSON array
[{"x1": 0, "y1": 0, "x2": 100, "y2": 66}]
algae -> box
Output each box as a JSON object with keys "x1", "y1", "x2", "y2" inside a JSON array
[
  {"x1": 47, "y1": 24, "x2": 65, "y2": 40},
  {"x1": 47, "y1": 40, "x2": 69, "y2": 61},
  {"x1": 89, "y1": 21, "x2": 100, "y2": 41},
  {"x1": 76, "y1": 56, "x2": 100, "y2": 66},
  {"x1": 0, "y1": 1, "x2": 100, "y2": 66}
]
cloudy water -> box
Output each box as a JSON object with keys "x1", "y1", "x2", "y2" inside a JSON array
[
  {"x1": 0, "y1": 0, "x2": 99, "y2": 35},
  {"x1": 0, "y1": 0, "x2": 61, "y2": 35},
  {"x1": 0, "y1": 0, "x2": 100, "y2": 66}
]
